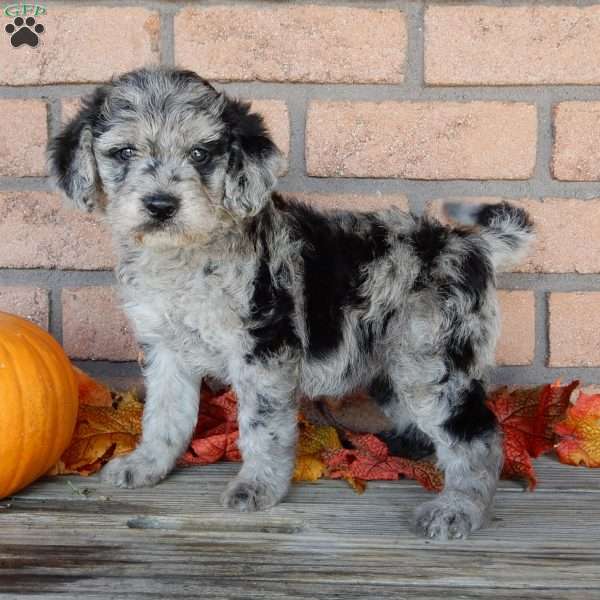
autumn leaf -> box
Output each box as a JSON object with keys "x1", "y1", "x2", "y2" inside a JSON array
[
  {"x1": 555, "y1": 391, "x2": 600, "y2": 467},
  {"x1": 325, "y1": 432, "x2": 443, "y2": 492},
  {"x1": 294, "y1": 455, "x2": 327, "y2": 481},
  {"x1": 487, "y1": 380, "x2": 579, "y2": 489},
  {"x1": 293, "y1": 416, "x2": 342, "y2": 482},
  {"x1": 179, "y1": 387, "x2": 241, "y2": 466},
  {"x1": 73, "y1": 366, "x2": 112, "y2": 407},
  {"x1": 48, "y1": 390, "x2": 143, "y2": 476}
]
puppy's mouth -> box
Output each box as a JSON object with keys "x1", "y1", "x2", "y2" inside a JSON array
[{"x1": 133, "y1": 218, "x2": 181, "y2": 243}]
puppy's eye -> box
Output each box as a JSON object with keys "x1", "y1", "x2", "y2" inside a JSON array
[
  {"x1": 114, "y1": 147, "x2": 136, "y2": 161},
  {"x1": 190, "y1": 147, "x2": 210, "y2": 164}
]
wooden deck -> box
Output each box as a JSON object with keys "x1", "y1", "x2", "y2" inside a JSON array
[{"x1": 1, "y1": 457, "x2": 599, "y2": 599}]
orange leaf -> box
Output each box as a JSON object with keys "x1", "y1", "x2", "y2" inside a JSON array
[
  {"x1": 48, "y1": 391, "x2": 143, "y2": 476},
  {"x1": 325, "y1": 432, "x2": 444, "y2": 492},
  {"x1": 292, "y1": 417, "x2": 342, "y2": 483},
  {"x1": 293, "y1": 455, "x2": 326, "y2": 481},
  {"x1": 179, "y1": 386, "x2": 241, "y2": 466},
  {"x1": 487, "y1": 380, "x2": 579, "y2": 489},
  {"x1": 73, "y1": 366, "x2": 112, "y2": 407},
  {"x1": 555, "y1": 392, "x2": 600, "y2": 467}
]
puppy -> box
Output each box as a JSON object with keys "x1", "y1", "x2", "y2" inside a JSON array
[{"x1": 49, "y1": 68, "x2": 533, "y2": 540}]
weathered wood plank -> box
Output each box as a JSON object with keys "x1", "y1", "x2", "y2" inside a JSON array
[
  {"x1": 1, "y1": 456, "x2": 599, "y2": 598},
  {"x1": 5, "y1": 585, "x2": 600, "y2": 600}
]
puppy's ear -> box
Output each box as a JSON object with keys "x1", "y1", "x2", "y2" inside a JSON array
[
  {"x1": 221, "y1": 97, "x2": 286, "y2": 217},
  {"x1": 48, "y1": 87, "x2": 108, "y2": 212}
]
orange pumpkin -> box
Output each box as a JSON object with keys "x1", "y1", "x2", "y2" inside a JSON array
[{"x1": 0, "y1": 312, "x2": 78, "y2": 498}]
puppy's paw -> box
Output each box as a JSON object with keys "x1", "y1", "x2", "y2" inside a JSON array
[
  {"x1": 220, "y1": 478, "x2": 282, "y2": 512},
  {"x1": 413, "y1": 496, "x2": 483, "y2": 540},
  {"x1": 101, "y1": 451, "x2": 168, "y2": 489}
]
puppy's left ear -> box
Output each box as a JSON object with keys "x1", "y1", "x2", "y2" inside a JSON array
[
  {"x1": 48, "y1": 86, "x2": 108, "y2": 212},
  {"x1": 221, "y1": 97, "x2": 286, "y2": 217}
]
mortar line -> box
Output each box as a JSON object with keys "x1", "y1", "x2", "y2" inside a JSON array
[
  {"x1": 533, "y1": 289, "x2": 549, "y2": 370},
  {"x1": 4, "y1": 175, "x2": 600, "y2": 199},
  {"x1": 403, "y1": 0, "x2": 424, "y2": 91},
  {"x1": 285, "y1": 91, "x2": 309, "y2": 183},
  {"x1": 9, "y1": 82, "x2": 600, "y2": 101},
  {"x1": 4, "y1": 270, "x2": 600, "y2": 293},
  {"x1": 534, "y1": 94, "x2": 554, "y2": 185},
  {"x1": 159, "y1": 7, "x2": 175, "y2": 67},
  {"x1": 8, "y1": 81, "x2": 600, "y2": 103},
  {"x1": 48, "y1": 285, "x2": 63, "y2": 345},
  {"x1": 47, "y1": 97, "x2": 62, "y2": 141}
]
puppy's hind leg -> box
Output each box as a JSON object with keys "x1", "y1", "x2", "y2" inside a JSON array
[
  {"x1": 101, "y1": 343, "x2": 201, "y2": 488},
  {"x1": 221, "y1": 361, "x2": 298, "y2": 512},
  {"x1": 411, "y1": 378, "x2": 502, "y2": 540}
]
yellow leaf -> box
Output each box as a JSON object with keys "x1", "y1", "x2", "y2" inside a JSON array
[
  {"x1": 297, "y1": 417, "x2": 342, "y2": 456},
  {"x1": 48, "y1": 390, "x2": 143, "y2": 476},
  {"x1": 293, "y1": 455, "x2": 326, "y2": 481}
]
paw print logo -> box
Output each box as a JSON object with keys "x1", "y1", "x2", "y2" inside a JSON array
[{"x1": 5, "y1": 17, "x2": 45, "y2": 48}]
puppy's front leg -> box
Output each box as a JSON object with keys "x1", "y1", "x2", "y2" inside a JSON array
[
  {"x1": 102, "y1": 344, "x2": 201, "y2": 488},
  {"x1": 221, "y1": 365, "x2": 298, "y2": 512}
]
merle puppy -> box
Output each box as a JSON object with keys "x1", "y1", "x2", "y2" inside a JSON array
[{"x1": 49, "y1": 68, "x2": 533, "y2": 540}]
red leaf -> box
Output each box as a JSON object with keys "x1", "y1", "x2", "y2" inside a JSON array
[
  {"x1": 178, "y1": 386, "x2": 241, "y2": 467},
  {"x1": 324, "y1": 433, "x2": 443, "y2": 492},
  {"x1": 487, "y1": 380, "x2": 579, "y2": 489}
]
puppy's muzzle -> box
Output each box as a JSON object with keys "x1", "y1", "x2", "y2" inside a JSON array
[{"x1": 142, "y1": 193, "x2": 180, "y2": 222}]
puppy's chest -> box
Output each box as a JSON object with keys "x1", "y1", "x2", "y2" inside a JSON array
[{"x1": 122, "y1": 256, "x2": 251, "y2": 361}]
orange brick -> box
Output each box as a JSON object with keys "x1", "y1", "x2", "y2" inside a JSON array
[
  {"x1": 0, "y1": 8, "x2": 159, "y2": 85},
  {"x1": 296, "y1": 194, "x2": 408, "y2": 213},
  {"x1": 428, "y1": 197, "x2": 600, "y2": 274},
  {"x1": 553, "y1": 103, "x2": 600, "y2": 181},
  {"x1": 0, "y1": 192, "x2": 114, "y2": 270},
  {"x1": 175, "y1": 6, "x2": 406, "y2": 83},
  {"x1": 426, "y1": 5, "x2": 600, "y2": 85},
  {"x1": 0, "y1": 100, "x2": 47, "y2": 177},
  {"x1": 549, "y1": 293, "x2": 600, "y2": 367},
  {"x1": 496, "y1": 291, "x2": 535, "y2": 366},
  {"x1": 62, "y1": 287, "x2": 138, "y2": 361},
  {"x1": 0, "y1": 287, "x2": 49, "y2": 330},
  {"x1": 306, "y1": 102, "x2": 536, "y2": 179}
]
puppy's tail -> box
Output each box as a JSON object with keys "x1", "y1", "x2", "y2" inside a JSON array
[{"x1": 444, "y1": 201, "x2": 534, "y2": 270}]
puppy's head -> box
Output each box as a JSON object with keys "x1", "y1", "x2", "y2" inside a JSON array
[{"x1": 48, "y1": 68, "x2": 285, "y2": 247}]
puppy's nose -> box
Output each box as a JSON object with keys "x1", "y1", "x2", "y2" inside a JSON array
[{"x1": 142, "y1": 193, "x2": 180, "y2": 221}]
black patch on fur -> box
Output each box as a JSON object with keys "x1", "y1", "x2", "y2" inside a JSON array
[
  {"x1": 368, "y1": 374, "x2": 396, "y2": 407},
  {"x1": 203, "y1": 260, "x2": 217, "y2": 276},
  {"x1": 246, "y1": 217, "x2": 300, "y2": 362},
  {"x1": 411, "y1": 218, "x2": 448, "y2": 290},
  {"x1": 48, "y1": 86, "x2": 109, "y2": 197},
  {"x1": 221, "y1": 97, "x2": 279, "y2": 171},
  {"x1": 476, "y1": 202, "x2": 533, "y2": 233},
  {"x1": 379, "y1": 426, "x2": 435, "y2": 460},
  {"x1": 447, "y1": 330, "x2": 475, "y2": 373},
  {"x1": 278, "y1": 198, "x2": 390, "y2": 358},
  {"x1": 450, "y1": 240, "x2": 493, "y2": 311},
  {"x1": 443, "y1": 379, "x2": 497, "y2": 442},
  {"x1": 411, "y1": 218, "x2": 448, "y2": 264}
]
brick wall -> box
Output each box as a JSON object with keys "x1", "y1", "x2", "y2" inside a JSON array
[{"x1": 1, "y1": 1, "x2": 599, "y2": 385}]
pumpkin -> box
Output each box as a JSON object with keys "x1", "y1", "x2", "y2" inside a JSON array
[{"x1": 0, "y1": 312, "x2": 78, "y2": 498}]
